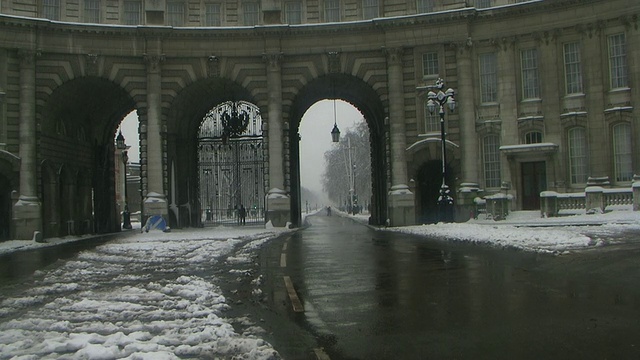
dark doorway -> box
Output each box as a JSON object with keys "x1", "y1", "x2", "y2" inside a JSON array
[
  {"x1": 0, "y1": 175, "x2": 10, "y2": 241},
  {"x1": 417, "y1": 160, "x2": 453, "y2": 224},
  {"x1": 521, "y1": 161, "x2": 546, "y2": 210}
]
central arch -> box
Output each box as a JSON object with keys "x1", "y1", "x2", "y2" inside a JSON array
[
  {"x1": 288, "y1": 74, "x2": 387, "y2": 226},
  {"x1": 166, "y1": 77, "x2": 257, "y2": 229}
]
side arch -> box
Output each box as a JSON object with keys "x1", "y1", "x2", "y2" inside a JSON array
[{"x1": 288, "y1": 73, "x2": 388, "y2": 226}]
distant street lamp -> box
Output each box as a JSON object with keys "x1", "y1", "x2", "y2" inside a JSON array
[
  {"x1": 116, "y1": 131, "x2": 132, "y2": 229},
  {"x1": 426, "y1": 78, "x2": 456, "y2": 223}
]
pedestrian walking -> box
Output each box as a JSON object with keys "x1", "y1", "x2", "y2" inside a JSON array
[{"x1": 239, "y1": 204, "x2": 246, "y2": 225}]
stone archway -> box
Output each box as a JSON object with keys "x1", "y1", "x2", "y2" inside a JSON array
[
  {"x1": 288, "y1": 74, "x2": 388, "y2": 226},
  {"x1": 166, "y1": 77, "x2": 257, "y2": 229},
  {"x1": 39, "y1": 76, "x2": 137, "y2": 237}
]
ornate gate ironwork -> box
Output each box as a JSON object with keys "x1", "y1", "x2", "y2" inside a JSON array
[{"x1": 198, "y1": 101, "x2": 265, "y2": 225}]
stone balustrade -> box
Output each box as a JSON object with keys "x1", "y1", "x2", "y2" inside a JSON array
[{"x1": 541, "y1": 178, "x2": 639, "y2": 217}]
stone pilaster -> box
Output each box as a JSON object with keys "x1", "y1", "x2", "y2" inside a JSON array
[
  {"x1": 456, "y1": 42, "x2": 479, "y2": 192},
  {"x1": 13, "y1": 50, "x2": 42, "y2": 240},
  {"x1": 264, "y1": 52, "x2": 290, "y2": 227},
  {"x1": 385, "y1": 47, "x2": 414, "y2": 226},
  {"x1": 143, "y1": 54, "x2": 168, "y2": 218}
]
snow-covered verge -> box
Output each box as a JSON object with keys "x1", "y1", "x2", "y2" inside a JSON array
[
  {"x1": 0, "y1": 227, "x2": 290, "y2": 360},
  {"x1": 384, "y1": 210, "x2": 640, "y2": 253}
]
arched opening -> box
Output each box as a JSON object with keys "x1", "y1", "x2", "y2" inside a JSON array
[
  {"x1": 40, "y1": 76, "x2": 136, "y2": 237},
  {"x1": 299, "y1": 100, "x2": 370, "y2": 215},
  {"x1": 166, "y1": 77, "x2": 256, "y2": 229},
  {"x1": 197, "y1": 101, "x2": 265, "y2": 226},
  {"x1": 289, "y1": 74, "x2": 387, "y2": 227}
]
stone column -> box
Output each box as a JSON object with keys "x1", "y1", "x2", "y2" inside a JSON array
[
  {"x1": 264, "y1": 53, "x2": 290, "y2": 227},
  {"x1": 385, "y1": 47, "x2": 415, "y2": 226},
  {"x1": 142, "y1": 54, "x2": 168, "y2": 219},
  {"x1": 13, "y1": 50, "x2": 42, "y2": 240},
  {"x1": 456, "y1": 43, "x2": 479, "y2": 202}
]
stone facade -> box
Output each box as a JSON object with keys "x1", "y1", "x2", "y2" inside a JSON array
[{"x1": 0, "y1": 0, "x2": 638, "y2": 239}]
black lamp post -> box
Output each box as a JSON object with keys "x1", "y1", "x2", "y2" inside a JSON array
[
  {"x1": 116, "y1": 131, "x2": 132, "y2": 229},
  {"x1": 426, "y1": 78, "x2": 456, "y2": 223}
]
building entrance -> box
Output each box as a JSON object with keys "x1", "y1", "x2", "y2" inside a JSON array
[{"x1": 521, "y1": 161, "x2": 546, "y2": 210}]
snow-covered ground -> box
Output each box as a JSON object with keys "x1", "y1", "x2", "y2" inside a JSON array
[
  {"x1": 0, "y1": 226, "x2": 292, "y2": 360},
  {"x1": 1, "y1": 208, "x2": 639, "y2": 359},
  {"x1": 350, "y1": 208, "x2": 640, "y2": 254}
]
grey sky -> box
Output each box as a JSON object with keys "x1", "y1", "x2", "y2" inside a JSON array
[{"x1": 119, "y1": 99, "x2": 363, "y2": 195}]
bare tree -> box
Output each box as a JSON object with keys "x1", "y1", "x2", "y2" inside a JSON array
[{"x1": 322, "y1": 120, "x2": 371, "y2": 211}]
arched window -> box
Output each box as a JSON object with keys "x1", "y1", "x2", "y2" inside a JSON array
[
  {"x1": 612, "y1": 123, "x2": 632, "y2": 182},
  {"x1": 482, "y1": 135, "x2": 501, "y2": 188},
  {"x1": 568, "y1": 127, "x2": 588, "y2": 184}
]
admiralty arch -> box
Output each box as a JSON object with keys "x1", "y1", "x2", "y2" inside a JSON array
[{"x1": 0, "y1": 0, "x2": 638, "y2": 240}]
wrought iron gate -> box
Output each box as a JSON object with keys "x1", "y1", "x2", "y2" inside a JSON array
[{"x1": 198, "y1": 101, "x2": 265, "y2": 225}]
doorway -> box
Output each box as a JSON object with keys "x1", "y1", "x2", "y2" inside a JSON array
[{"x1": 521, "y1": 161, "x2": 546, "y2": 210}]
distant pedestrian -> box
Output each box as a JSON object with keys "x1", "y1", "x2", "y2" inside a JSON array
[
  {"x1": 239, "y1": 204, "x2": 246, "y2": 225},
  {"x1": 327, "y1": 206, "x2": 332, "y2": 216}
]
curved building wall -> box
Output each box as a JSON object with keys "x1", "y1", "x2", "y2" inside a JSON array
[{"x1": 0, "y1": 0, "x2": 638, "y2": 238}]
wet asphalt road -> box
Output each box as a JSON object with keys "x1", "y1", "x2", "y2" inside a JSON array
[
  {"x1": 259, "y1": 213, "x2": 640, "y2": 360},
  {"x1": 1, "y1": 216, "x2": 639, "y2": 360}
]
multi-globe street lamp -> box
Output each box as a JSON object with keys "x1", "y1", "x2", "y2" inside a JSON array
[{"x1": 425, "y1": 78, "x2": 456, "y2": 223}]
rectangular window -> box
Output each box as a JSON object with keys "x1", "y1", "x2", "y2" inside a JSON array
[
  {"x1": 563, "y1": 42, "x2": 583, "y2": 95},
  {"x1": 42, "y1": 0, "x2": 60, "y2": 20},
  {"x1": 123, "y1": 1, "x2": 142, "y2": 25},
  {"x1": 613, "y1": 123, "x2": 633, "y2": 182},
  {"x1": 422, "y1": 52, "x2": 438, "y2": 78},
  {"x1": 416, "y1": 0, "x2": 434, "y2": 13},
  {"x1": 362, "y1": 0, "x2": 378, "y2": 19},
  {"x1": 568, "y1": 127, "x2": 588, "y2": 184},
  {"x1": 325, "y1": 0, "x2": 340, "y2": 22},
  {"x1": 479, "y1": 53, "x2": 497, "y2": 103},
  {"x1": 243, "y1": 2, "x2": 260, "y2": 25},
  {"x1": 476, "y1": 0, "x2": 491, "y2": 8},
  {"x1": 483, "y1": 135, "x2": 501, "y2": 188},
  {"x1": 205, "y1": 3, "x2": 222, "y2": 26},
  {"x1": 84, "y1": 0, "x2": 100, "y2": 23},
  {"x1": 285, "y1": 2, "x2": 302, "y2": 24},
  {"x1": 424, "y1": 104, "x2": 439, "y2": 133},
  {"x1": 167, "y1": 2, "x2": 185, "y2": 26},
  {"x1": 521, "y1": 48, "x2": 540, "y2": 99},
  {"x1": 609, "y1": 33, "x2": 628, "y2": 89},
  {"x1": 524, "y1": 131, "x2": 542, "y2": 144}
]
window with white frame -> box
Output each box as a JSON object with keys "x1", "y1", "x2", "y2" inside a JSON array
[
  {"x1": 476, "y1": 0, "x2": 491, "y2": 8},
  {"x1": 324, "y1": 0, "x2": 340, "y2": 22},
  {"x1": 613, "y1": 123, "x2": 633, "y2": 182},
  {"x1": 167, "y1": 2, "x2": 185, "y2": 26},
  {"x1": 416, "y1": 0, "x2": 434, "y2": 13},
  {"x1": 563, "y1": 42, "x2": 583, "y2": 95},
  {"x1": 362, "y1": 0, "x2": 378, "y2": 19},
  {"x1": 479, "y1": 52, "x2": 497, "y2": 103},
  {"x1": 423, "y1": 104, "x2": 439, "y2": 133},
  {"x1": 42, "y1": 0, "x2": 60, "y2": 20},
  {"x1": 568, "y1": 127, "x2": 588, "y2": 184},
  {"x1": 123, "y1": 1, "x2": 142, "y2": 25},
  {"x1": 243, "y1": 2, "x2": 260, "y2": 25},
  {"x1": 84, "y1": 0, "x2": 100, "y2": 23},
  {"x1": 483, "y1": 135, "x2": 501, "y2": 188},
  {"x1": 285, "y1": 2, "x2": 302, "y2": 24},
  {"x1": 524, "y1": 131, "x2": 542, "y2": 144},
  {"x1": 521, "y1": 48, "x2": 540, "y2": 99},
  {"x1": 608, "y1": 33, "x2": 628, "y2": 89},
  {"x1": 205, "y1": 3, "x2": 222, "y2": 26},
  {"x1": 422, "y1": 52, "x2": 438, "y2": 78}
]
